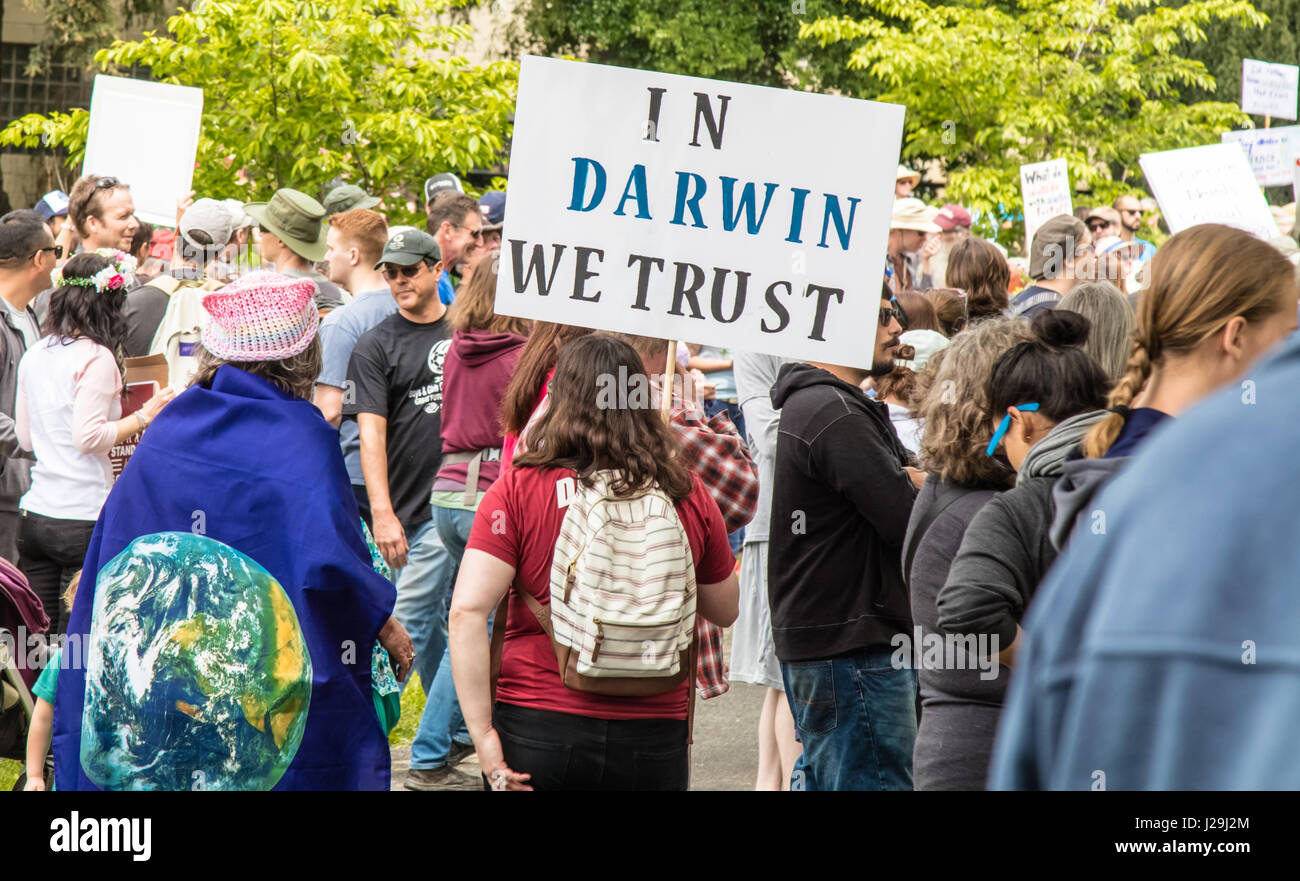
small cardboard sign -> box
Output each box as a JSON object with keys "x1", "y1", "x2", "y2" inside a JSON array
[
  {"x1": 109, "y1": 354, "x2": 169, "y2": 480},
  {"x1": 1019, "y1": 158, "x2": 1072, "y2": 248},
  {"x1": 1241, "y1": 58, "x2": 1299, "y2": 121},
  {"x1": 1221, "y1": 126, "x2": 1300, "y2": 187}
]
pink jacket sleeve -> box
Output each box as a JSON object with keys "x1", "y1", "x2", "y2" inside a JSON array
[{"x1": 72, "y1": 346, "x2": 123, "y2": 456}]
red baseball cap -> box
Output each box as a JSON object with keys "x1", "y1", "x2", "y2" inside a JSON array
[{"x1": 935, "y1": 204, "x2": 972, "y2": 231}]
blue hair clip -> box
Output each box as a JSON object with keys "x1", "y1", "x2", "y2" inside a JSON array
[{"x1": 986, "y1": 402, "x2": 1039, "y2": 456}]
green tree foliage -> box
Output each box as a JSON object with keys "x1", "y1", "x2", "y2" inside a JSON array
[
  {"x1": 2, "y1": 0, "x2": 517, "y2": 226},
  {"x1": 510, "y1": 0, "x2": 881, "y2": 93},
  {"x1": 803, "y1": 0, "x2": 1268, "y2": 247},
  {"x1": 23, "y1": 0, "x2": 167, "y2": 74},
  {"x1": 1178, "y1": 0, "x2": 1299, "y2": 106}
]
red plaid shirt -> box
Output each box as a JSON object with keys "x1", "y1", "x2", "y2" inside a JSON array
[{"x1": 659, "y1": 386, "x2": 759, "y2": 700}]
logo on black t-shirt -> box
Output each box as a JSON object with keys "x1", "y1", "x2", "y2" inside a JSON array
[{"x1": 409, "y1": 338, "x2": 452, "y2": 415}]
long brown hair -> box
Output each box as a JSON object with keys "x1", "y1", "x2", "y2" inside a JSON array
[
  {"x1": 446, "y1": 249, "x2": 530, "y2": 336},
  {"x1": 501, "y1": 321, "x2": 596, "y2": 434},
  {"x1": 1083, "y1": 224, "x2": 1297, "y2": 458},
  {"x1": 946, "y1": 237, "x2": 1010, "y2": 321},
  {"x1": 511, "y1": 334, "x2": 695, "y2": 500},
  {"x1": 924, "y1": 287, "x2": 967, "y2": 337}
]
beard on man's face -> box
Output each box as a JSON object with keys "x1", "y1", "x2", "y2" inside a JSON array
[{"x1": 869, "y1": 331, "x2": 902, "y2": 377}]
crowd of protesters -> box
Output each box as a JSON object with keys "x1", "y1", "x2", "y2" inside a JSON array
[{"x1": 1, "y1": 155, "x2": 1298, "y2": 792}]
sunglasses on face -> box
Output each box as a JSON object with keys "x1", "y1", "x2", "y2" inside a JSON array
[
  {"x1": 880, "y1": 298, "x2": 909, "y2": 331},
  {"x1": 453, "y1": 223, "x2": 484, "y2": 240},
  {"x1": 986, "y1": 402, "x2": 1039, "y2": 456},
  {"x1": 1087, "y1": 221, "x2": 1111, "y2": 232},
  {"x1": 33, "y1": 245, "x2": 63, "y2": 259},
  {"x1": 380, "y1": 263, "x2": 426, "y2": 280}
]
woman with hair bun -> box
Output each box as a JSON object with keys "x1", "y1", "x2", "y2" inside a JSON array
[
  {"x1": 929, "y1": 308, "x2": 1110, "y2": 782},
  {"x1": 1052, "y1": 224, "x2": 1298, "y2": 547}
]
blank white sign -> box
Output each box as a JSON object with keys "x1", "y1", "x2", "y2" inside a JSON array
[
  {"x1": 83, "y1": 75, "x2": 204, "y2": 227},
  {"x1": 1140, "y1": 143, "x2": 1279, "y2": 241}
]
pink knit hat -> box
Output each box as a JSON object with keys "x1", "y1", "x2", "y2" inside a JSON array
[{"x1": 201, "y1": 270, "x2": 320, "y2": 362}]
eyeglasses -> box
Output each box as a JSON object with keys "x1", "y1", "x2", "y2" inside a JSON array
[
  {"x1": 880, "y1": 298, "x2": 909, "y2": 331},
  {"x1": 986, "y1": 402, "x2": 1039, "y2": 457},
  {"x1": 94, "y1": 176, "x2": 121, "y2": 189},
  {"x1": 453, "y1": 223, "x2": 484, "y2": 240},
  {"x1": 33, "y1": 245, "x2": 63, "y2": 259},
  {"x1": 380, "y1": 263, "x2": 426, "y2": 280}
]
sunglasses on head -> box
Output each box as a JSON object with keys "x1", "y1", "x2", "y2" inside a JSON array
[
  {"x1": 380, "y1": 263, "x2": 427, "y2": 280},
  {"x1": 94, "y1": 176, "x2": 120, "y2": 189},
  {"x1": 986, "y1": 402, "x2": 1039, "y2": 456}
]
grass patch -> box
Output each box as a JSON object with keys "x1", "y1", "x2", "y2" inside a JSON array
[
  {"x1": 1, "y1": 758, "x2": 21, "y2": 791},
  {"x1": 388, "y1": 673, "x2": 425, "y2": 747}
]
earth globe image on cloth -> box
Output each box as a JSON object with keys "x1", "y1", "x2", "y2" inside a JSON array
[{"x1": 80, "y1": 532, "x2": 312, "y2": 790}]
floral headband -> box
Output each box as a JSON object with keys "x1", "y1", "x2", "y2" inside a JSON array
[{"x1": 50, "y1": 248, "x2": 138, "y2": 292}]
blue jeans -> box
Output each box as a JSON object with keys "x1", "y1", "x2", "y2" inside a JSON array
[
  {"x1": 410, "y1": 505, "x2": 478, "y2": 769},
  {"x1": 781, "y1": 649, "x2": 918, "y2": 791},
  {"x1": 391, "y1": 513, "x2": 457, "y2": 695}
]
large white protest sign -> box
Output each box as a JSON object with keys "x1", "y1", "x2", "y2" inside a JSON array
[
  {"x1": 495, "y1": 55, "x2": 905, "y2": 368},
  {"x1": 1222, "y1": 127, "x2": 1300, "y2": 187},
  {"x1": 83, "y1": 75, "x2": 203, "y2": 227},
  {"x1": 1140, "y1": 143, "x2": 1279, "y2": 241},
  {"x1": 1019, "y1": 158, "x2": 1072, "y2": 247},
  {"x1": 1241, "y1": 58, "x2": 1299, "y2": 120}
]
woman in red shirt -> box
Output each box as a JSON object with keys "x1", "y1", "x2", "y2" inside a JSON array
[{"x1": 450, "y1": 334, "x2": 739, "y2": 790}]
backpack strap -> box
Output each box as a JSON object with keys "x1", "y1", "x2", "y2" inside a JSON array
[
  {"x1": 902, "y1": 482, "x2": 964, "y2": 590},
  {"x1": 489, "y1": 586, "x2": 552, "y2": 703},
  {"x1": 144, "y1": 274, "x2": 183, "y2": 296}
]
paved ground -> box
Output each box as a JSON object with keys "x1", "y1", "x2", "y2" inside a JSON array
[{"x1": 390, "y1": 681, "x2": 766, "y2": 791}]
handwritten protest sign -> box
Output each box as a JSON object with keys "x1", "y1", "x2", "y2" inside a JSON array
[
  {"x1": 83, "y1": 75, "x2": 203, "y2": 227},
  {"x1": 1241, "y1": 59, "x2": 1299, "y2": 121},
  {"x1": 495, "y1": 55, "x2": 905, "y2": 368},
  {"x1": 1140, "y1": 143, "x2": 1279, "y2": 241},
  {"x1": 1222, "y1": 127, "x2": 1300, "y2": 187},
  {"x1": 1019, "y1": 158, "x2": 1072, "y2": 247}
]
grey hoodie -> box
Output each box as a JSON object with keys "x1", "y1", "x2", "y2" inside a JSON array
[
  {"x1": 937, "y1": 410, "x2": 1107, "y2": 646},
  {"x1": 1049, "y1": 454, "x2": 1127, "y2": 550}
]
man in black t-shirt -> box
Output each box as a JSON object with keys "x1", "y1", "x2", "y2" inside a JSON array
[{"x1": 345, "y1": 229, "x2": 454, "y2": 693}]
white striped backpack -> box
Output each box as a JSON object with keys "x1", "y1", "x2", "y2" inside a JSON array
[{"x1": 493, "y1": 470, "x2": 698, "y2": 697}]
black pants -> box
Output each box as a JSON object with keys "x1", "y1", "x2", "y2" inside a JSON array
[
  {"x1": 492, "y1": 701, "x2": 689, "y2": 791},
  {"x1": 17, "y1": 511, "x2": 96, "y2": 637}
]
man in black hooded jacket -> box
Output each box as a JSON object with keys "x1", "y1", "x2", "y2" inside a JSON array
[{"x1": 768, "y1": 286, "x2": 921, "y2": 791}]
